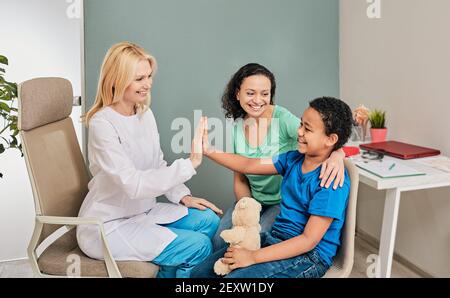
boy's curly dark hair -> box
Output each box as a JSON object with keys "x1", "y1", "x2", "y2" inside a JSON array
[
  {"x1": 221, "y1": 63, "x2": 276, "y2": 120},
  {"x1": 309, "y1": 97, "x2": 353, "y2": 150}
]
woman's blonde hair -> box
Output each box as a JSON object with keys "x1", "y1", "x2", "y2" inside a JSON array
[{"x1": 82, "y1": 42, "x2": 157, "y2": 124}]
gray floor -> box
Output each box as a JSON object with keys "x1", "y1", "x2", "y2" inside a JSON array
[
  {"x1": 0, "y1": 236, "x2": 421, "y2": 278},
  {"x1": 350, "y1": 236, "x2": 421, "y2": 278}
]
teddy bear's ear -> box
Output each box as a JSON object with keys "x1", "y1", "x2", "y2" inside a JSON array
[{"x1": 239, "y1": 199, "x2": 247, "y2": 209}]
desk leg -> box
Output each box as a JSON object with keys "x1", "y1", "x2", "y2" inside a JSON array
[{"x1": 378, "y1": 188, "x2": 401, "y2": 278}]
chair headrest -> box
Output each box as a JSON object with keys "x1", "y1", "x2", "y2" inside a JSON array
[{"x1": 18, "y1": 77, "x2": 73, "y2": 131}]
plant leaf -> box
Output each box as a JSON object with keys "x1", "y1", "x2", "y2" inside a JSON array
[
  {"x1": 0, "y1": 101, "x2": 11, "y2": 112},
  {"x1": 10, "y1": 136, "x2": 17, "y2": 147},
  {"x1": 0, "y1": 88, "x2": 8, "y2": 98},
  {"x1": 0, "y1": 55, "x2": 8, "y2": 65},
  {"x1": 369, "y1": 110, "x2": 386, "y2": 128}
]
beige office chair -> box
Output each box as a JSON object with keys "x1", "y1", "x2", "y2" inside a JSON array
[
  {"x1": 323, "y1": 159, "x2": 359, "y2": 278},
  {"x1": 19, "y1": 77, "x2": 159, "y2": 278}
]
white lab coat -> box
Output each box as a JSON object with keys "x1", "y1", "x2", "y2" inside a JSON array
[{"x1": 76, "y1": 106, "x2": 196, "y2": 261}]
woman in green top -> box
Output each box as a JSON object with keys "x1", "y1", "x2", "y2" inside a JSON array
[{"x1": 212, "y1": 63, "x2": 346, "y2": 251}]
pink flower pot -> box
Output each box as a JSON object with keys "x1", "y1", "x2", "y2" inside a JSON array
[{"x1": 370, "y1": 128, "x2": 387, "y2": 143}]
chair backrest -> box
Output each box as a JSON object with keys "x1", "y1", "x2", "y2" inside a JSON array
[
  {"x1": 323, "y1": 159, "x2": 359, "y2": 277},
  {"x1": 18, "y1": 77, "x2": 90, "y2": 242}
]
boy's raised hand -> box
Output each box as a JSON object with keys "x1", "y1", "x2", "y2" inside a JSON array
[
  {"x1": 190, "y1": 116, "x2": 206, "y2": 169},
  {"x1": 202, "y1": 117, "x2": 213, "y2": 155}
]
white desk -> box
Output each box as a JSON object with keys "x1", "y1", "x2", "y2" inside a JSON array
[{"x1": 349, "y1": 154, "x2": 450, "y2": 278}]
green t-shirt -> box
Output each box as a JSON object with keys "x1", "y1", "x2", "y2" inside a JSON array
[{"x1": 232, "y1": 105, "x2": 300, "y2": 205}]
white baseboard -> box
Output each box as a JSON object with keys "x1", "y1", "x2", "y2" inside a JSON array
[{"x1": 0, "y1": 257, "x2": 28, "y2": 264}]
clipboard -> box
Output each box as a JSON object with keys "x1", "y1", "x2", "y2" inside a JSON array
[{"x1": 352, "y1": 157, "x2": 426, "y2": 178}]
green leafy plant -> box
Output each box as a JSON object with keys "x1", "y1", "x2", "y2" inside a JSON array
[
  {"x1": 0, "y1": 54, "x2": 22, "y2": 178},
  {"x1": 369, "y1": 109, "x2": 386, "y2": 129}
]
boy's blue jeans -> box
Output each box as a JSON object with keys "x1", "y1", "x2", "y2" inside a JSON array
[
  {"x1": 191, "y1": 230, "x2": 330, "y2": 278},
  {"x1": 152, "y1": 208, "x2": 220, "y2": 278},
  {"x1": 212, "y1": 203, "x2": 280, "y2": 251}
]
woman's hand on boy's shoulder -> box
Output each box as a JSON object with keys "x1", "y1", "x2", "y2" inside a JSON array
[{"x1": 320, "y1": 149, "x2": 345, "y2": 190}]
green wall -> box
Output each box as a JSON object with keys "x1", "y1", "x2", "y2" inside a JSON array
[{"x1": 84, "y1": 0, "x2": 339, "y2": 210}]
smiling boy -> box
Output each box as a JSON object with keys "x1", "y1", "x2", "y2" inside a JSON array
[{"x1": 191, "y1": 96, "x2": 353, "y2": 278}]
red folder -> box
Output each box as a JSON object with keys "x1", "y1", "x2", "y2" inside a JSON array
[{"x1": 359, "y1": 141, "x2": 440, "y2": 160}]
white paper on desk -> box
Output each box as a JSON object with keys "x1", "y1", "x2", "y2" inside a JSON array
[{"x1": 352, "y1": 158, "x2": 425, "y2": 178}]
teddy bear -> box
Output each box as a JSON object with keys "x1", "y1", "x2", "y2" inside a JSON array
[{"x1": 214, "y1": 197, "x2": 262, "y2": 276}]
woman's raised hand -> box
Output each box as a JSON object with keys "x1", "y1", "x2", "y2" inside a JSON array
[{"x1": 190, "y1": 116, "x2": 206, "y2": 169}]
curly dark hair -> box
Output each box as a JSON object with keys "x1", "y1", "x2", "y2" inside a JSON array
[
  {"x1": 221, "y1": 63, "x2": 276, "y2": 120},
  {"x1": 309, "y1": 97, "x2": 353, "y2": 150}
]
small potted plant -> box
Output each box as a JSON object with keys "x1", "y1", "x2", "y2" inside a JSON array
[{"x1": 369, "y1": 109, "x2": 387, "y2": 143}]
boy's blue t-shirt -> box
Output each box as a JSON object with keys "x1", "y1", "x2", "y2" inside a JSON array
[{"x1": 271, "y1": 150, "x2": 350, "y2": 266}]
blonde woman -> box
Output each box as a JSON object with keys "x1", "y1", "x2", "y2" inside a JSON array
[{"x1": 77, "y1": 42, "x2": 222, "y2": 278}]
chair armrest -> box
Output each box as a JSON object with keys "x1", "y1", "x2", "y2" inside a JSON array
[
  {"x1": 31, "y1": 215, "x2": 121, "y2": 278},
  {"x1": 36, "y1": 215, "x2": 102, "y2": 226},
  {"x1": 36, "y1": 216, "x2": 104, "y2": 254}
]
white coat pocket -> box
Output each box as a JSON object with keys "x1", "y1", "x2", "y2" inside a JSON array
[{"x1": 146, "y1": 202, "x2": 188, "y2": 225}]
